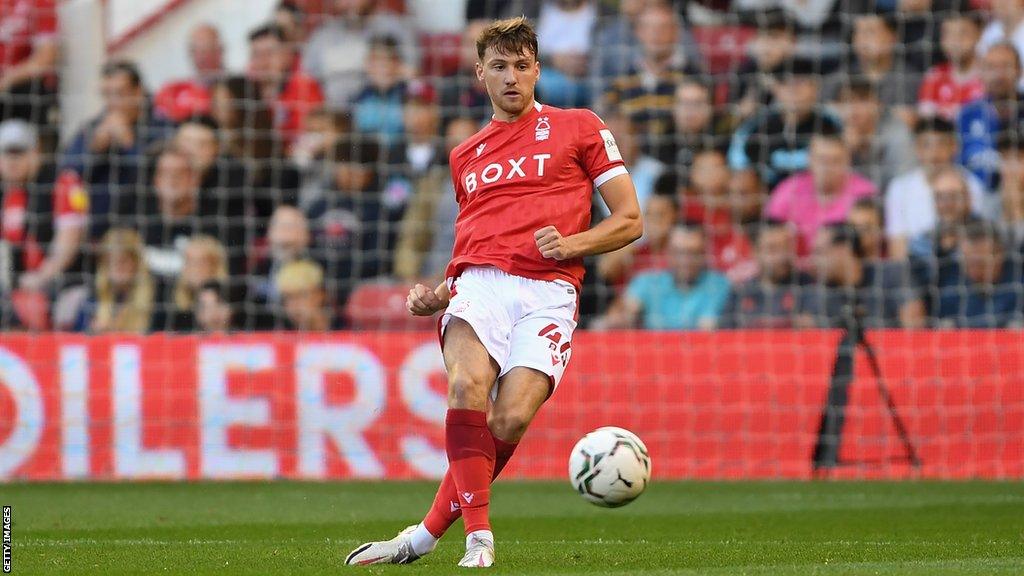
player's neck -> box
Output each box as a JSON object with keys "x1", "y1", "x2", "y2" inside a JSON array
[{"x1": 491, "y1": 98, "x2": 538, "y2": 123}]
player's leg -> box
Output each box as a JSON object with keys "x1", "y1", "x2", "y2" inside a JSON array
[
  {"x1": 346, "y1": 318, "x2": 499, "y2": 566},
  {"x1": 419, "y1": 367, "x2": 549, "y2": 542},
  {"x1": 438, "y1": 316, "x2": 501, "y2": 536}
]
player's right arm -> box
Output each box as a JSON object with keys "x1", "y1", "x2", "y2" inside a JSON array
[{"x1": 407, "y1": 280, "x2": 451, "y2": 316}]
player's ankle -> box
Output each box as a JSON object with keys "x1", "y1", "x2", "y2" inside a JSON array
[
  {"x1": 409, "y1": 523, "x2": 439, "y2": 556},
  {"x1": 466, "y1": 529, "x2": 494, "y2": 548}
]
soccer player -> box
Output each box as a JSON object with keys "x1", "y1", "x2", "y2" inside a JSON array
[{"x1": 345, "y1": 17, "x2": 642, "y2": 569}]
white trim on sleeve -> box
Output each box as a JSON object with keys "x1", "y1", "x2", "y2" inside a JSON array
[{"x1": 592, "y1": 165, "x2": 629, "y2": 188}]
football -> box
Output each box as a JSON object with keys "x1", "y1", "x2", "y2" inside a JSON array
[{"x1": 569, "y1": 426, "x2": 652, "y2": 507}]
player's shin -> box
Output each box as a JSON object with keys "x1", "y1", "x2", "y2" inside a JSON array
[
  {"x1": 445, "y1": 408, "x2": 496, "y2": 535},
  {"x1": 421, "y1": 431, "x2": 519, "y2": 538}
]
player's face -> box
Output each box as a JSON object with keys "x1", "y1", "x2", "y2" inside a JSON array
[{"x1": 477, "y1": 47, "x2": 540, "y2": 118}]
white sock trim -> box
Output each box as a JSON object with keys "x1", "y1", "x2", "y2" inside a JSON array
[{"x1": 410, "y1": 523, "x2": 438, "y2": 556}]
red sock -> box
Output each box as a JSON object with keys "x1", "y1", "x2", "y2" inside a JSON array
[
  {"x1": 444, "y1": 409, "x2": 494, "y2": 535},
  {"x1": 422, "y1": 429, "x2": 519, "y2": 537}
]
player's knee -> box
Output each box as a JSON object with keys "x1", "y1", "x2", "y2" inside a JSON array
[
  {"x1": 488, "y1": 409, "x2": 531, "y2": 443},
  {"x1": 447, "y1": 368, "x2": 490, "y2": 410}
]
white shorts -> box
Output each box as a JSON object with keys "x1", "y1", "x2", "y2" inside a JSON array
[{"x1": 439, "y1": 266, "x2": 578, "y2": 394}]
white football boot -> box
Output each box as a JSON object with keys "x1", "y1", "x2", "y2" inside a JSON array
[
  {"x1": 457, "y1": 532, "x2": 495, "y2": 568},
  {"x1": 345, "y1": 524, "x2": 422, "y2": 566}
]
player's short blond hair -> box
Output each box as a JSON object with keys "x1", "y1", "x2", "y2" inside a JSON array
[
  {"x1": 276, "y1": 259, "x2": 324, "y2": 295},
  {"x1": 475, "y1": 16, "x2": 538, "y2": 61}
]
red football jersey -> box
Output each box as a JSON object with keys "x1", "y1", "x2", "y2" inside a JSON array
[{"x1": 446, "y1": 102, "x2": 628, "y2": 289}]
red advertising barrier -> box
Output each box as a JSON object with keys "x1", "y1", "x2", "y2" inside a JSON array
[{"x1": 0, "y1": 331, "x2": 1021, "y2": 481}]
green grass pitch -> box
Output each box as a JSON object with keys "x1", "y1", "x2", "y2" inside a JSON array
[{"x1": 5, "y1": 480, "x2": 1023, "y2": 575}]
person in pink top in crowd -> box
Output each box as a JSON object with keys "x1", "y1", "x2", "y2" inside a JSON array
[{"x1": 764, "y1": 128, "x2": 877, "y2": 256}]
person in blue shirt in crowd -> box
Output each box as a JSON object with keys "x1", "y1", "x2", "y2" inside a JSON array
[
  {"x1": 596, "y1": 224, "x2": 730, "y2": 330},
  {"x1": 928, "y1": 220, "x2": 1024, "y2": 328},
  {"x1": 957, "y1": 42, "x2": 1024, "y2": 190},
  {"x1": 728, "y1": 57, "x2": 843, "y2": 189}
]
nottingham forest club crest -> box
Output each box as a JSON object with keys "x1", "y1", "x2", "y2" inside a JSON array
[{"x1": 535, "y1": 116, "x2": 550, "y2": 141}]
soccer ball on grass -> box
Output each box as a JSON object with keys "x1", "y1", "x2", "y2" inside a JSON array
[{"x1": 568, "y1": 426, "x2": 651, "y2": 507}]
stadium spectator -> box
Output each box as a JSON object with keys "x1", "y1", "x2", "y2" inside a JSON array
[
  {"x1": 826, "y1": 14, "x2": 921, "y2": 126},
  {"x1": 0, "y1": 0, "x2": 59, "y2": 127},
  {"x1": 732, "y1": 0, "x2": 840, "y2": 33},
  {"x1": 886, "y1": 117, "x2": 992, "y2": 259},
  {"x1": 998, "y1": 133, "x2": 1024, "y2": 246},
  {"x1": 728, "y1": 57, "x2": 842, "y2": 188},
  {"x1": 302, "y1": 0, "x2": 418, "y2": 107},
  {"x1": 534, "y1": 0, "x2": 596, "y2": 108},
  {"x1": 765, "y1": 130, "x2": 877, "y2": 256},
  {"x1": 597, "y1": 113, "x2": 664, "y2": 213},
  {"x1": 832, "y1": 79, "x2": 915, "y2": 190},
  {"x1": 153, "y1": 24, "x2": 225, "y2": 122},
  {"x1": 438, "y1": 20, "x2": 491, "y2": 127},
  {"x1": 596, "y1": 225, "x2": 731, "y2": 330},
  {"x1": 729, "y1": 15, "x2": 798, "y2": 121},
  {"x1": 152, "y1": 235, "x2": 229, "y2": 332},
  {"x1": 194, "y1": 280, "x2": 234, "y2": 333},
  {"x1": 247, "y1": 24, "x2": 324, "y2": 146},
  {"x1": 464, "y1": 0, "x2": 541, "y2": 20},
  {"x1": 958, "y1": 42, "x2": 1024, "y2": 190},
  {"x1": 413, "y1": 117, "x2": 478, "y2": 282},
  {"x1": 244, "y1": 205, "x2": 312, "y2": 328},
  {"x1": 389, "y1": 88, "x2": 449, "y2": 281},
  {"x1": 669, "y1": 78, "x2": 733, "y2": 173},
  {"x1": 0, "y1": 119, "x2": 88, "y2": 301},
  {"x1": 801, "y1": 223, "x2": 925, "y2": 328},
  {"x1": 351, "y1": 35, "x2": 408, "y2": 139},
  {"x1": 125, "y1": 146, "x2": 246, "y2": 284},
  {"x1": 976, "y1": 0, "x2": 1024, "y2": 62},
  {"x1": 306, "y1": 138, "x2": 397, "y2": 305},
  {"x1": 601, "y1": 2, "x2": 702, "y2": 159},
  {"x1": 291, "y1": 106, "x2": 351, "y2": 178},
  {"x1": 721, "y1": 220, "x2": 815, "y2": 329},
  {"x1": 62, "y1": 61, "x2": 174, "y2": 239},
  {"x1": 681, "y1": 147, "x2": 756, "y2": 282},
  {"x1": 597, "y1": 187, "x2": 676, "y2": 291},
  {"x1": 209, "y1": 75, "x2": 302, "y2": 221},
  {"x1": 384, "y1": 81, "x2": 441, "y2": 177},
  {"x1": 273, "y1": 1, "x2": 308, "y2": 60},
  {"x1": 918, "y1": 13, "x2": 985, "y2": 121},
  {"x1": 929, "y1": 221, "x2": 1024, "y2": 328},
  {"x1": 906, "y1": 166, "x2": 978, "y2": 260},
  {"x1": 275, "y1": 258, "x2": 338, "y2": 331},
  {"x1": 210, "y1": 76, "x2": 278, "y2": 161},
  {"x1": 172, "y1": 117, "x2": 248, "y2": 229},
  {"x1": 847, "y1": 198, "x2": 886, "y2": 261},
  {"x1": 728, "y1": 167, "x2": 767, "y2": 226},
  {"x1": 589, "y1": 0, "x2": 703, "y2": 94},
  {"x1": 81, "y1": 228, "x2": 155, "y2": 334}
]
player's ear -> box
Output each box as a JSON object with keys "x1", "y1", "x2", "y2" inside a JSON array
[{"x1": 475, "y1": 61, "x2": 485, "y2": 83}]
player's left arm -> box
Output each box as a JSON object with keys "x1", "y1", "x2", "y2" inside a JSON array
[{"x1": 536, "y1": 174, "x2": 642, "y2": 260}]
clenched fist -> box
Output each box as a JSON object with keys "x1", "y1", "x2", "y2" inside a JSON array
[
  {"x1": 535, "y1": 225, "x2": 577, "y2": 260},
  {"x1": 407, "y1": 283, "x2": 448, "y2": 316}
]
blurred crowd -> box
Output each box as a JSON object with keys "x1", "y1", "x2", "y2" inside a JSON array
[{"x1": 1, "y1": 0, "x2": 1023, "y2": 332}]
